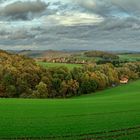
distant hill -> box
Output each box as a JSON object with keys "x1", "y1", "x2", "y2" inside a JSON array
[
  {"x1": 9, "y1": 50, "x2": 80, "y2": 58},
  {"x1": 8, "y1": 50, "x2": 140, "y2": 59}
]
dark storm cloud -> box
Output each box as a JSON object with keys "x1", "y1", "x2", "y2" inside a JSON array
[{"x1": 0, "y1": 0, "x2": 48, "y2": 20}]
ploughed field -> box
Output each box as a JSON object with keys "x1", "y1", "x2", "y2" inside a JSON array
[{"x1": 0, "y1": 80, "x2": 140, "y2": 140}]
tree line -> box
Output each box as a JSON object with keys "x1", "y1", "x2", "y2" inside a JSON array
[
  {"x1": 84, "y1": 51, "x2": 119, "y2": 59},
  {"x1": 0, "y1": 50, "x2": 140, "y2": 98}
]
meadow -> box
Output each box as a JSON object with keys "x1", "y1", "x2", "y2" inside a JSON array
[
  {"x1": 119, "y1": 54, "x2": 140, "y2": 62},
  {"x1": 0, "y1": 80, "x2": 140, "y2": 139}
]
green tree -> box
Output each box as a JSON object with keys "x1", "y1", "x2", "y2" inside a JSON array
[
  {"x1": 33, "y1": 82, "x2": 48, "y2": 98},
  {"x1": 81, "y1": 78, "x2": 97, "y2": 94}
]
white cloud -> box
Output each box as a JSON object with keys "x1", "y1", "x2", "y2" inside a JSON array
[
  {"x1": 0, "y1": 0, "x2": 140, "y2": 51},
  {"x1": 74, "y1": 0, "x2": 140, "y2": 17}
]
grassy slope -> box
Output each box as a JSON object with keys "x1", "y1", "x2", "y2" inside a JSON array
[
  {"x1": 0, "y1": 80, "x2": 140, "y2": 139},
  {"x1": 119, "y1": 54, "x2": 140, "y2": 61},
  {"x1": 38, "y1": 62, "x2": 82, "y2": 69}
]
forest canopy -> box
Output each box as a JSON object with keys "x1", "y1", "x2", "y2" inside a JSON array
[{"x1": 0, "y1": 50, "x2": 140, "y2": 98}]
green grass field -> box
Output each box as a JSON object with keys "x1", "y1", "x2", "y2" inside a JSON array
[
  {"x1": 38, "y1": 62, "x2": 82, "y2": 70},
  {"x1": 0, "y1": 80, "x2": 140, "y2": 139},
  {"x1": 119, "y1": 54, "x2": 140, "y2": 61}
]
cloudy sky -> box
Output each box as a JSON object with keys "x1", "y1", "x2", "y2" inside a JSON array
[{"x1": 0, "y1": 0, "x2": 140, "y2": 51}]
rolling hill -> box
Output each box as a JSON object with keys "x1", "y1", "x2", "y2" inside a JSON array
[{"x1": 0, "y1": 80, "x2": 139, "y2": 139}]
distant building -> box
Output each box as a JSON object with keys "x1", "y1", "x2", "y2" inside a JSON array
[{"x1": 120, "y1": 78, "x2": 129, "y2": 84}]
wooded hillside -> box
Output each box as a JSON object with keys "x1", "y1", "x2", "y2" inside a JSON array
[{"x1": 0, "y1": 50, "x2": 140, "y2": 98}]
